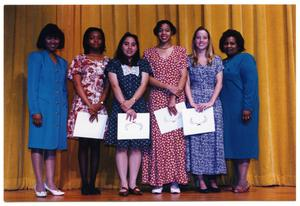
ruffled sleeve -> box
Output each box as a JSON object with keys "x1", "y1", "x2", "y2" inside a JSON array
[
  {"x1": 68, "y1": 55, "x2": 83, "y2": 80},
  {"x1": 214, "y1": 55, "x2": 224, "y2": 74}
]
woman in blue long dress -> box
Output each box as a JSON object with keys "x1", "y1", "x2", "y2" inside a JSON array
[
  {"x1": 185, "y1": 26, "x2": 226, "y2": 193},
  {"x1": 105, "y1": 32, "x2": 151, "y2": 196},
  {"x1": 219, "y1": 29, "x2": 259, "y2": 193},
  {"x1": 27, "y1": 23, "x2": 67, "y2": 197}
]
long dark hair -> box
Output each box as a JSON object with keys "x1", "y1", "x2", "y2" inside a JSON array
[
  {"x1": 114, "y1": 32, "x2": 140, "y2": 66},
  {"x1": 83, "y1": 27, "x2": 106, "y2": 54}
]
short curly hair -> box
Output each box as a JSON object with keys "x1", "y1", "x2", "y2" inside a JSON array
[
  {"x1": 219, "y1": 29, "x2": 245, "y2": 53},
  {"x1": 153, "y1": 20, "x2": 177, "y2": 36},
  {"x1": 36, "y1": 23, "x2": 65, "y2": 49}
]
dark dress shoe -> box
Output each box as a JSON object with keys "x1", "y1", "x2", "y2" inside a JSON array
[
  {"x1": 198, "y1": 188, "x2": 210, "y2": 193},
  {"x1": 119, "y1": 187, "x2": 129, "y2": 196},
  {"x1": 129, "y1": 186, "x2": 143, "y2": 195},
  {"x1": 209, "y1": 186, "x2": 221, "y2": 193},
  {"x1": 81, "y1": 184, "x2": 90, "y2": 195},
  {"x1": 89, "y1": 186, "x2": 101, "y2": 195}
]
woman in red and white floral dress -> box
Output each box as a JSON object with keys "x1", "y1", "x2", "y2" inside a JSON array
[
  {"x1": 67, "y1": 27, "x2": 109, "y2": 195},
  {"x1": 142, "y1": 20, "x2": 188, "y2": 194}
]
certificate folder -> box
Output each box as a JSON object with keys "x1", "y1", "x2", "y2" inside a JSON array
[
  {"x1": 117, "y1": 113, "x2": 150, "y2": 140},
  {"x1": 153, "y1": 102, "x2": 186, "y2": 134},
  {"x1": 73, "y1": 111, "x2": 108, "y2": 139},
  {"x1": 181, "y1": 107, "x2": 215, "y2": 136}
]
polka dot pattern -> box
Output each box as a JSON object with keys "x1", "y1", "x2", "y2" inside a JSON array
[
  {"x1": 104, "y1": 59, "x2": 151, "y2": 150},
  {"x1": 141, "y1": 46, "x2": 189, "y2": 186}
]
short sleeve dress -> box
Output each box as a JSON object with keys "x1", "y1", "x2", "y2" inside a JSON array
[
  {"x1": 141, "y1": 46, "x2": 189, "y2": 187},
  {"x1": 185, "y1": 55, "x2": 227, "y2": 175},
  {"x1": 67, "y1": 54, "x2": 109, "y2": 138},
  {"x1": 104, "y1": 59, "x2": 151, "y2": 149}
]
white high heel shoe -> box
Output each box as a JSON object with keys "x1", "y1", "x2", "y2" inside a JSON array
[
  {"x1": 34, "y1": 185, "x2": 47, "y2": 198},
  {"x1": 44, "y1": 183, "x2": 65, "y2": 196}
]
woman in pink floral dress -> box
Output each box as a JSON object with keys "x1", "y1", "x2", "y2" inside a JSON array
[
  {"x1": 67, "y1": 27, "x2": 109, "y2": 195},
  {"x1": 142, "y1": 20, "x2": 188, "y2": 194}
]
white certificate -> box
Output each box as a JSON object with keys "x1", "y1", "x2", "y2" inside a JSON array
[
  {"x1": 73, "y1": 111, "x2": 108, "y2": 139},
  {"x1": 181, "y1": 107, "x2": 215, "y2": 136},
  {"x1": 117, "y1": 113, "x2": 150, "y2": 140},
  {"x1": 154, "y1": 102, "x2": 187, "y2": 134}
]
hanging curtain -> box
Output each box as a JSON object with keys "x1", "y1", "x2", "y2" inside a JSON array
[{"x1": 4, "y1": 5, "x2": 295, "y2": 190}]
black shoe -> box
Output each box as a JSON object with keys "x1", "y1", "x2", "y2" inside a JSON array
[
  {"x1": 89, "y1": 186, "x2": 101, "y2": 195},
  {"x1": 209, "y1": 186, "x2": 221, "y2": 193},
  {"x1": 118, "y1": 187, "x2": 129, "y2": 196},
  {"x1": 129, "y1": 186, "x2": 143, "y2": 195},
  {"x1": 81, "y1": 184, "x2": 90, "y2": 195},
  {"x1": 198, "y1": 188, "x2": 210, "y2": 193}
]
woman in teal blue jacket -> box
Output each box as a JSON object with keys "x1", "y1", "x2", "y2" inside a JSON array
[
  {"x1": 219, "y1": 29, "x2": 259, "y2": 193},
  {"x1": 27, "y1": 23, "x2": 67, "y2": 197}
]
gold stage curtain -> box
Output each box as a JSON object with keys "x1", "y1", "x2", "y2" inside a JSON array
[{"x1": 4, "y1": 5, "x2": 295, "y2": 190}]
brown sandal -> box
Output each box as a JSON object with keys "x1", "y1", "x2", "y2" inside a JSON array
[
  {"x1": 118, "y1": 187, "x2": 129, "y2": 196},
  {"x1": 129, "y1": 186, "x2": 143, "y2": 195}
]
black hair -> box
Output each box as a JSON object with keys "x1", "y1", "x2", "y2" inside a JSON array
[
  {"x1": 83, "y1": 27, "x2": 106, "y2": 54},
  {"x1": 36, "y1": 23, "x2": 65, "y2": 49},
  {"x1": 219, "y1": 29, "x2": 245, "y2": 53},
  {"x1": 114, "y1": 32, "x2": 140, "y2": 66},
  {"x1": 153, "y1": 20, "x2": 177, "y2": 36}
]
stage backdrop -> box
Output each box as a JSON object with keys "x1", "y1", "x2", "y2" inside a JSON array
[{"x1": 4, "y1": 5, "x2": 295, "y2": 190}]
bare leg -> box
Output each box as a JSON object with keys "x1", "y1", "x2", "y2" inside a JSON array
[
  {"x1": 198, "y1": 175, "x2": 207, "y2": 189},
  {"x1": 128, "y1": 149, "x2": 141, "y2": 189},
  {"x1": 208, "y1": 175, "x2": 218, "y2": 188},
  {"x1": 31, "y1": 149, "x2": 45, "y2": 192},
  {"x1": 45, "y1": 150, "x2": 57, "y2": 190},
  {"x1": 236, "y1": 159, "x2": 250, "y2": 186},
  {"x1": 116, "y1": 148, "x2": 128, "y2": 191}
]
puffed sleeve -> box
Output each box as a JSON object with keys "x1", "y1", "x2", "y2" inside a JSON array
[
  {"x1": 27, "y1": 52, "x2": 42, "y2": 115},
  {"x1": 68, "y1": 55, "x2": 82, "y2": 80},
  {"x1": 240, "y1": 53, "x2": 259, "y2": 111},
  {"x1": 105, "y1": 59, "x2": 119, "y2": 74},
  {"x1": 214, "y1": 55, "x2": 224, "y2": 74},
  {"x1": 139, "y1": 58, "x2": 153, "y2": 75}
]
